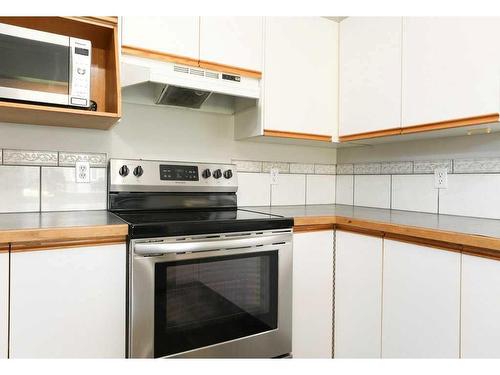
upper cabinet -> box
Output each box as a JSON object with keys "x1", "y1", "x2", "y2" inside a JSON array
[
  {"x1": 339, "y1": 16, "x2": 500, "y2": 142},
  {"x1": 261, "y1": 17, "x2": 338, "y2": 141},
  {"x1": 339, "y1": 17, "x2": 402, "y2": 137},
  {"x1": 122, "y1": 16, "x2": 200, "y2": 60},
  {"x1": 199, "y1": 17, "x2": 263, "y2": 72},
  {"x1": 402, "y1": 17, "x2": 500, "y2": 127},
  {"x1": 121, "y1": 16, "x2": 263, "y2": 74}
]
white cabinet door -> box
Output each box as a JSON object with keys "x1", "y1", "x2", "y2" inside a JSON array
[
  {"x1": 292, "y1": 230, "x2": 333, "y2": 358},
  {"x1": 461, "y1": 254, "x2": 500, "y2": 358},
  {"x1": 199, "y1": 17, "x2": 263, "y2": 72},
  {"x1": 382, "y1": 239, "x2": 460, "y2": 358},
  {"x1": 263, "y1": 17, "x2": 338, "y2": 138},
  {"x1": 334, "y1": 230, "x2": 383, "y2": 358},
  {"x1": 10, "y1": 244, "x2": 126, "y2": 358},
  {"x1": 0, "y1": 251, "x2": 8, "y2": 358},
  {"x1": 122, "y1": 16, "x2": 200, "y2": 60},
  {"x1": 339, "y1": 17, "x2": 402, "y2": 136},
  {"x1": 402, "y1": 17, "x2": 500, "y2": 126}
]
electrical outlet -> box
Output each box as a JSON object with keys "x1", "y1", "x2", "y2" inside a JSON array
[
  {"x1": 270, "y1": 168, "x2": 279, "y2": 185},
  {"x1": 75, "y1": 161, "x2": 90, "y2": 183},
  {"x1": 434, "y1": 168, "x2": 448, "y2": 189}
]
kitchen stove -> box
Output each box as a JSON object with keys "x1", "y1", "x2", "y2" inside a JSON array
[{"x1": 108, "y1": 158, "x2": 293, "y2": 358}]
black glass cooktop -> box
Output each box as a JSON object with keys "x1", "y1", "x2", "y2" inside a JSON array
[{"x1": 113, "y1": 209, "x2": 293, "y2": 238}]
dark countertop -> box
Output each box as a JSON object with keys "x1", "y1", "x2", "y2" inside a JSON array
[
  {"x1": 240, "y1": 204, "x2": 500, "y2": 251},
  {"x1": 0, "y1": 210, "x2": 128, "y2": 244}
]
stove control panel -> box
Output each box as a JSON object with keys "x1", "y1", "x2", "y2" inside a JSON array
[{"x1": 109, "y1": 159, "x2": 237, "y2": 193}]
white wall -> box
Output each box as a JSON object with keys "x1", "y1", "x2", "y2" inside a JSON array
[
  {"x1": 0, "y1": 103, "x2": 337, "y2": 164},
  {"x1": 338, "y1": 132, "x2": 500, "y2": 163}
]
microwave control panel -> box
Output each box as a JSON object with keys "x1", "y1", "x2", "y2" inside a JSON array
[{"x1": 69, "y1": 37, "x2": 92, "y2": 107}]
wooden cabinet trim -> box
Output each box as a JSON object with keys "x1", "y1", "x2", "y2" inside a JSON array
[
  {"x1": 0, "y1": 244, "x2": 8, "y2": 253},
  {"x1": 294, "y1": 215, "x2": 500, "y2": 260},
  {"x1": 401, "y1": 113, "x2": 500, "y2": 134},
  {"x1": 0, "y1": 224, "x2": 128, "y2": 244},
  {"x1": 293, "y1": 224, "x2": 334, "y2": 233},
  {"x1": 122, "y1": 46, "x2": 263, "y2": 79},
  {"x1": 263, "y1": 129, "x2": 333, "y2": 142},
  {"x1": 335, "y1": 224, "x2": 385, "y2": 238},
  {"x1": 122, "y1": 45, "x2": 200, "y2": 68},
  {"x1": 11, "y1": 236, "x2": 126, "y2": 253},
  {"x1": 339, "y1": 113, "x2": 499, "y2": 143},
  {"x1": 339, "y1": 127, "x2": 401, "y2": 142}
]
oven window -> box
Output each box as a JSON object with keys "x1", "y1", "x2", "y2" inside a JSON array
[
  {"x1": 0, "y1": 33, "x2": 69, "y2": 95},
  {"x1": 154, "y1": 251, "x2": 278, "y2": 357}
]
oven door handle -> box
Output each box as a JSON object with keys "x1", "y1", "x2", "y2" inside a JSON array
[{"x1": 134, "y1": 234, "x2": 288, "y2": 256}]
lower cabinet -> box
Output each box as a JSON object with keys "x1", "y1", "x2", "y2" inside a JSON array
[
  {"x1": 334, "y1": 230, "x2": 383, "y2": 358},
  {"x1": 292, "y1": 230, "x2": 334, "y2": 358},
  {"x1": 382, "y1": 239, "x2": 461, "y2": 358},
  {"x1": 461, "y1": 254, "x2": 500, "y2": 358},
  {"x1": 0, "y1": 249, "x2": 8, "y2": 358},
  {"x1": 9, "y1": 243, "x2": 126, "y2": 358}
]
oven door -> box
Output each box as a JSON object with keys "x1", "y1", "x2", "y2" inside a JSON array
[
  {"x1": 0, "y1": 22, "x2": 70, "y2": 106},
  {"x1": 130, "y1": 231, "x2": 292, "y2": 358}
]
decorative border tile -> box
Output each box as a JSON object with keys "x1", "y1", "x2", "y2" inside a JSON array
[
  {"x1": 413, "y1": 160, "x2": 452, "y2": 174},
  {"x1": 290, "y1": 163, "x2": 315, "y2": 174},
  {"x1": 381, "y1": 161, "x2": 413, "y2": 175},
  {"x1": 3, "y1": 149, "x2": 57, "y2": 166},
  {"x1": 262, "y1": 161, "x2": 290, "y2": 173},
  {"x1": 58, "y1": 152, "x2": 107, "y2": 167},
  {"x1": 314, "y1": 164, "x2": 336, "y2": 175},
  {"x1": 453, "y1": 157, "x2": 500, "y2": 174},
  {"x1": 232, "y1": 160, "x2": 262, "y2": 173},
  {"x1": 337, "y1": 164, "x2": 354, "y2": 175},
  {"x1": 354, "y1": 162, "x2": 381, "y2": 175}
]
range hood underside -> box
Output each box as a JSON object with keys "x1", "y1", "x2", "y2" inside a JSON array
[{"x1": 122, "y1": 81, "x2": 257, "y2": 115}]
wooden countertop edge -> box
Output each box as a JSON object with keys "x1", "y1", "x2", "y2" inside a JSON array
[
  {"x1": 293, "y1": 215, "x2": 500, "y2": 259},
  {"x1": 0, "y1": 224, "x2": 129, "y2": 245}
]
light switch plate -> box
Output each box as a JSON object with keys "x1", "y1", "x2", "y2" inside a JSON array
[
  {"x1": 270, "y1": 168, "x2": 279, "y2": 185},
  {"x1": 434, "y1": 168, "x2": 448, "y2": 189},
  {"x1": 75, "y1": 161, "x2": 90, "y2": 183}
]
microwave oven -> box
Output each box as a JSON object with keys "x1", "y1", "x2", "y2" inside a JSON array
[{"x1": 0, "y1": 22, "x2": 91, "y2": 108}]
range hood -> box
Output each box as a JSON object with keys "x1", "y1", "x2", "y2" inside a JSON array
[{"x1": 121, "y1": 55, "x2": 260, "y2": 114}]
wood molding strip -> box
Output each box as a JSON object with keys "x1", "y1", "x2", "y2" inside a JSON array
[
  {"x1": 335, "y1": 224, "x2": 385, "y2": 238},
  {"x1": 401, "y1": 113, "x2": 500, "y2": 134},
  {"x1": 294, "y1": 224, "x2": 334, "y2": 233},
  {"x1": 263, "y1": 130, "x2": 332, "y2": 142},
  {"x1": 0, "y1": 244, "x2": 8, "y2": 253},
  {"x1": 122, "y1": 45, "x2": 200, "y2": 68},
  {"x1": 462, "y1": 245, "x2": 500, "y2": 262},
  {"x1": 0, "y1": 224, "x2": 129, "y2": 244},
  {"x1": 63, "y1": 16, "x2": 117, "y2": 29},
  {"x1": 339, "y1": 113, "x2": 499, "y2": 143},
  {"x1": 384, "y1": 232, "x2": 463, "y2": 254},
  {"x1": 339, "y1": 127, "x2": 401, "y2": 142},
  {"x1": 11, "y1": 236, "x2": 126, "y2": 253},
  {"x1": 122, "y1": 46, "x2": 263, "y2": 79},
  {"x1": 198, "y1": 60, "x2": 262, "y2": 79}
]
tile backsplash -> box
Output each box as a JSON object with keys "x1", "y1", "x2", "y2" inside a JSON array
[
  {"x1": 4, "y1": 147, "x2": 500, "y2": 222},
  {"x1": 0, "y1": 148, "x2": 107, "y2": 213}
]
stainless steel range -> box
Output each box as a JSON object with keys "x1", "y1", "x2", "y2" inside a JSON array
[{"x1": 108, "y1": 159, "x2": 293, "y2": 358}]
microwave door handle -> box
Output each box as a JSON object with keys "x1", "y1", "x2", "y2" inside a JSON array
[{"x1": 134, "y1": 234, "x2": 287, "y2": 256}]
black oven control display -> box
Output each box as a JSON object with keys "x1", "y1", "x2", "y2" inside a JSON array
[{"x1": 160, "y1": 165, "x2": 199, "y2": 181}]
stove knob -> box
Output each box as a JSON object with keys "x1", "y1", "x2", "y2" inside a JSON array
[
  {"x1": 133, "y1": 166, "x2": 143, "y2": 177},
  {"x1": 119, "y1": 165, "x2": 129, "y2": 177},
  {"x1": 213, "y1": 169, "x2": 222, "y2": 179},
  {"x1": 223, "y1": 169, "x2": 233, "y2": 179},
  {"x1": 202, "y1": 169, "x2": 211, "y2": 179}
]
